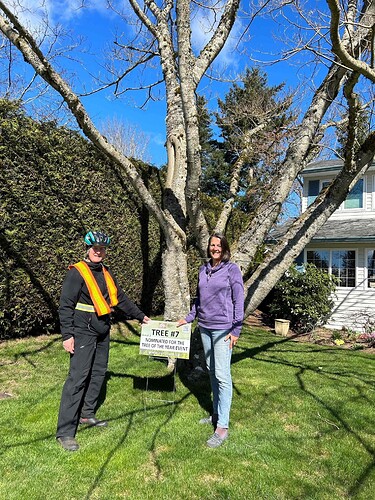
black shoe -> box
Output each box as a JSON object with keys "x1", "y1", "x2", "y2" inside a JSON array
[
  {"x1": 79, "y1": 417, "x2": 108, "y2": 427},
  {"x1": 57, "y1": 436, "x2": 79, "y2": 452}
]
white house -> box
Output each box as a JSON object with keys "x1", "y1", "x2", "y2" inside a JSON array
[{"x1": 300, "y1": 159, "x2": 375, "y2": 331}]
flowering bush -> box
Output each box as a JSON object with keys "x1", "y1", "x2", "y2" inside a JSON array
[{"x1": 357, "y1": 332, "x2": 375, "y2": 345}]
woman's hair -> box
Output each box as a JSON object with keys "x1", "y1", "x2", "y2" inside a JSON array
[{"x1": 207, "y1": 232, "x2": 231, "y2": 262}]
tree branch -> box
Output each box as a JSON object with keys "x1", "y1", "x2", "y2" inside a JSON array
[
  {"x1": 194, "y1": 0, "x2": 241, "y2": 83},
  {"x1": 244, "y1": 130, "x2": 375, "y2": 316},
  {"x1": 215, "y1": 122, "x2": 270, "y2": 232},
  {"x1": 326, "y1": 0, "x2": 375, "y2": 82},
  {"x1": 0, "y1": 5, "x2": 183, "y2": 243}
]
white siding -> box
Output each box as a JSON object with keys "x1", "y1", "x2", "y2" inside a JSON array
[
  {"x1": 367, "y1": 175, "x2": 373, "y2": 211},
  {"x1": 326, "y1": 287, "x2": 375, "y2": 332},
  {"x1": 302, "y1": 170, "x2": 375, "y2": 219},
  {"x1": 357, "y1": 248, "x2": 366, "y2": 285}
]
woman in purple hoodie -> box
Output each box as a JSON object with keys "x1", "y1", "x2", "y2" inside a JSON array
[{"x1": 178, "y1": 232, "x2": 244, "y2": 448}]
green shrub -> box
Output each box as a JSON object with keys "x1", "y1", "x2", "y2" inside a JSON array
[
  {"x1": 0, "y1": 100, "x2": 164, "y2": 339},
  {"x1": 269, "y1": 263, "x2": 337, "y2": 333}
]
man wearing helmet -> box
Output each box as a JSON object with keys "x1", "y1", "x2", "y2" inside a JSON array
[{"x1": 56, "y1": 231, "x2": 150, "y2": 452}]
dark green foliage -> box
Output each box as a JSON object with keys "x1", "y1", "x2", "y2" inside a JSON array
[
  {"x1": 0, "y1": 99, "x2": 164, "y2": 339},
  {"x1": 199, "y1": 193, "x2": 244, "y2": 239},
  {"x1": 200, "y1": 68, "x2": 295, "y2": 211},
  {"x1": 197, "y1": 95, "x2": 229, "y2": 200},
  {"x1": 269, "y1": 264, "x2": 337, "y2": 333}
]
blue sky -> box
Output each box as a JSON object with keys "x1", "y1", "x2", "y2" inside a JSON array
[{"x1": 6, "y1": 0, "x2": 321, "y2": 167}]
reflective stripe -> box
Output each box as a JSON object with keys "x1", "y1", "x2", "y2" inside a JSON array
[
  {"x1": 75, "y1": 303, "x2": 95, "y2": 313},
  {"x1": 70, "y1": 261, "x2": 118, "y2": 316},
  {"x1": 102, "y1": 267, "x2": 119, "y2": 307}
]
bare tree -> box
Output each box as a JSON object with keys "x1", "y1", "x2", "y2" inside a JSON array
[
  {"x1": 0, "y1": 0, "x2": 375, "y2": 325},
  {"x1": 101, "y1": 116, "x2": 151, "y2": 163}
]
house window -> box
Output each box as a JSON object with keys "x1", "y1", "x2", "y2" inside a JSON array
[
  {"x1": 306, "y1": 250, "x2": 329, "y2": 270},
  {"x1": 307, "y1": 180, "x2": 320, "y2": 206},
  {"x1": 344, "y1": 179, "x2": 363, "y2": 209},
  {"x1": 307, "y1": 180, "x2": 331, "y2": 206},
  {"x1": 306, "y1": 249, "x2": 356, "y2": 287},
  {"x1": 367, "y1": 250, "x2": 375, "y2": 288},
  {"x1": 307, "y1": 178, "x2": 363, "y2": 210},
  {"x1": 332, "y1": 250, "x2": 356, "y2": 287}
]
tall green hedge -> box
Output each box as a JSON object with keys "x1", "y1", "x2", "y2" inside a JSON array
[{"x1": 0, "y1": 100, "x2": 164, "y2": 339}]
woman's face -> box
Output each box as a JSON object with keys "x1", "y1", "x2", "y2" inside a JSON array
[
  {"x1": 209, "y1": 237, "x2": 222, "y2": 263},
  {"x1": 88, "y1": 245, "x2": 106, "y2": 263}
]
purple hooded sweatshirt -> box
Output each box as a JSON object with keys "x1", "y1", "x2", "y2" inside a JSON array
[{"x1": 185, "y1": 260, "x2": 244, "y2": 337}]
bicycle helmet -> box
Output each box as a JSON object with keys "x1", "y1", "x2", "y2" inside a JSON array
[{"x1": 84, "y1": 231, "x2": 111, "y2": 247}]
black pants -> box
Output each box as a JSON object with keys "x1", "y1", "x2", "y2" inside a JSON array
[{"x1": 56, "y1": 332, "x2": 110, "y2": 438}]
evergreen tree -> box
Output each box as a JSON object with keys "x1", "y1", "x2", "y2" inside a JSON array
[
  {"x1": 198, "y1": 95, "x2": 229, "y2": 200},
  {"x1": 200, "y1": 68, "x2": 295, "y2": 211}
]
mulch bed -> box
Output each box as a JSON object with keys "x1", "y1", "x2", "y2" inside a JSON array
[{"x1": 246, "y1": 311, "x2": 375, "y2": 354}]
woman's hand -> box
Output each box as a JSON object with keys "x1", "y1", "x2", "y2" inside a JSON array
[
  {"x1": 142, "y1": 316, "x2": 151, "y2": 324},
  {"x1": 225, "y1": 333, "x2": 238, "y2": 350},
  {"x1": 177, "y1": 319, "x2": 187, "y2": 327}
]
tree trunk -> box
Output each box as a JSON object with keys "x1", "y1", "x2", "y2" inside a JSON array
[{"x1": 162, "y1": 237, "x2": 191, "y2": 321}]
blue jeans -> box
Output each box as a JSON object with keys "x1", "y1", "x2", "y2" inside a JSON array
[{"x1": 200, "y1": 327, "x2": 233, "y2": 429}]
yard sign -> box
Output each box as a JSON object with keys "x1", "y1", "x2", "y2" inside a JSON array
[{"x1": 140, "y1": 320, "x2": 191, "y2": 359}]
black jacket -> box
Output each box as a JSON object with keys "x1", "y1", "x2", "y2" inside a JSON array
[{"x1": 59, "y1": 261, "x2": 145, "y2": 341}]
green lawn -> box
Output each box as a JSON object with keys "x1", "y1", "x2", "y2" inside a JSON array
[{"x1": 1, "y1": 323, "x2": 375, "y2": 499}]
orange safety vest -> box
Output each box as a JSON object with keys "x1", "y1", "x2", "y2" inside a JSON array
[{"x1": 70, "y1": 261, "x2": 119, "y2": 316}]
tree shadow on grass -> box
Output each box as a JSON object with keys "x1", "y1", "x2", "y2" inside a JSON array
[
  {"x1": 175, "y1": 328, "x2": 295, "y2": 419},
  {"x1": 85, "y1": 374, "x2": 191, "y2": 499},
  {"x1": 96, "y1": 365, "x2": 179, "y2": 416},
  {"x1": 294, "y1": 366, "x2": 375, "y2": 498},
  {"x1": 0, "y1": 336, "x2": 61, "y2": 368},
  {"x1": 83, "y1": 413, "x2": 134, "y2": 500},
  {"x1": 1, "y1": 398, "x2": 185, "y2": 500},
  {"x1": 85, "y1": 391, "x2": 190, "y2": 499},
  {"x1": 175, "y1": 328, "x2": 375, "y2": 496},
  {"x1": 230, "y1": 331, "x2": 375, "y2": 497},
  {"x1": 230, "y1": 333, "x2": 299, "y2": 365},
  {"x1": 177, "y1": 360, "x2": 212, "y2": 416}
]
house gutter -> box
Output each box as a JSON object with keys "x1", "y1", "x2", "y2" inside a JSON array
[
  {"x1": 311, "y1": 237, "x2": 375, "y2": 242},
  {"x1": 303, "y1": 166, "x2": 342, "y2": 175}
]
